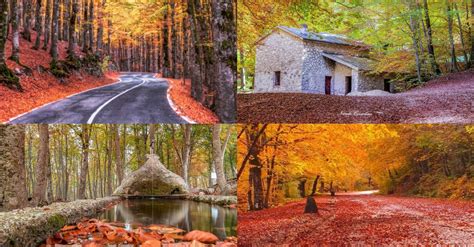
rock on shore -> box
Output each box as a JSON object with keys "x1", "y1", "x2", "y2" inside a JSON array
[
  {"x1": 113, "y1": 154, "x2": 189, "y2": 196},
  {"x1": 0, "y1": 196, "x2": 121, "y2": 247}
]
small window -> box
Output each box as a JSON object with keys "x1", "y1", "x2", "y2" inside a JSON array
[{"x1": 274, "y1": 71, "x2": 281, "y2": 86}]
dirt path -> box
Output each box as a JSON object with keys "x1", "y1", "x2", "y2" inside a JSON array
[
  {"x1": 237, "y1": 70, "x2": 474, "y2": 123},
  {"x1": 238, "y1": 195, "x2": 474, "y2": 246}
]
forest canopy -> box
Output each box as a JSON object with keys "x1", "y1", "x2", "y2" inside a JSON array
[
  {"x1": 238, "y1": 0, "x2": 474, "y2": 89},
  {"x1": 237, "y1": 124, "x2": 474, "y2": 211}
]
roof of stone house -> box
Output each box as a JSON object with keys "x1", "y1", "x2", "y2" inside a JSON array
[
  {"x1": 322, "y1": 53, "x2": 375, "y2": 71},
  {"x1": 277, "y1": 26, "x2": 368, "y2": 47}
]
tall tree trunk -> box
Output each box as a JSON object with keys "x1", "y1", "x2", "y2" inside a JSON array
[
  {"x1": 212, "y1": 125, "x2": 228, "y2": 194},
  {"x1": 211, "y1": 0, "x2": 236, "y2": 122},
  {"x1": 298, "y1": 178, "x2": 306, "y2": 197},
  {"x1": 310, "y1": 175, "x2": 320, "y2": 196},
  {"x1": 33, "y1": 124, "x2": 50, "y2": 206},
  {"x1": 58, "y1": 0, "x2": 62, "y2": 40},
  {"x1": 114, "y1": 124, "x2": 123, "y2": 184},
  {"x1": 63, "y1": 127, "x2": 69, "y2": 200},
  {"x1": 0, "y1": 125, "x2": 28, "y2": 210},
  {"x1": 422, "y1": 0, "x2": 441, "y2": 75},
  {"x1": 106, "y1": 127, "x2": 112, "y2": 195},
  {"x1": 50, "y1": 0, "x2": 59, "y2": 60},
  {"x1": 161, "y1": 0, "x2": 170, "y2": 76},
  {"x1": 63, "y1": 0, "x2": 69, "y2": 41},
  {"x1": 43, "y1": 0, "x2": 51, "y2": 50},
  {"x1": 67, "y1": 0, "x2": 78, "y2": 56},
  {"x1": 454, "y1": 3, "x2": 468, "y2": 70},
  {"x1": 82, "y1": 0, "x2": 88, "y2": 52},
  {"x1": 96, "y1": 0, "x2": 105, "y2": 57},
  {"x1": 169, "y1": 0, "x2": 177, "y2": 78},
  {"x1": 446, "y1": 0, "x2": 459, "y2": 72},
  {"x1": 32, "y1": 0, "x2": 42, "y2": 49},
  {"x1": 187, "y1": 0, "x2": 202, "y2": 101},
  {"x1": 149, "y1": 124, "x2": 156, "y2": 154},
  {"x1": 409, "y1": 4, "x2": 422, "y2": 83},
  {"x1": 22, "y1": 0, "x2": 32, "y2": 41},
  {"x1": 9, "y1": 0, "x2": 20, "y2": 62},
  {"x1": 470, "y1": 0, "x2": 474, "y2": 67},
  {"x1": 88, "y1": 0, "x2": 93, "y2": 50},
  {"x1": 78, "y1": 125, "x2": 91, "y2": 199},
  {"x1": 181, "y1": 125, "x2": 192, "y2": 187},
  {"x1": 0, "y1": 0, "x2": 22, "y2": 90}
]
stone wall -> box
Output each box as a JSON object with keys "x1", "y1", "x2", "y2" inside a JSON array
[
  {"x1": 301, "y1": 44, "x2": 335, "y2": 93},
  {"x1": 0, "y1": 196, "x2": 121, "y2": 247},
  {"x1": 254, "y1": 30, "x2": 304, "y2": 92},
  {"x1": 333, "y1": 63, "x2": 353, "y2": 95},
  {"x1": 357, "y1": 72, "x2": 384, "y2": 92}
]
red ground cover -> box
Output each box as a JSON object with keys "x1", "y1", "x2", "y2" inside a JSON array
[
  {"x1": 238, "y1": 194, "x2": 474, "y2": 246},
  {"x1": 166, "y1": 78, "x2": 219, "y2": 123},
  {"x1": 238, "y1": 69, "x2": 474, "y2": 123},
  {"x1": 0, "y1": 31, "x2": 119, "y2": 122}
]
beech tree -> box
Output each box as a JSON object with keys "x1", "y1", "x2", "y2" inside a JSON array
[
  {"x1": 0, "y1": 125, "x2": 28, "y2": 210},
  {"x1": 33, "y1": 124, "x2": 50, "y2": 206},
  {"x1": 9, "y1": 0, "x2": 19, "y2": 62}
]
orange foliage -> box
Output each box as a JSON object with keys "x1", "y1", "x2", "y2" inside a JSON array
[
  {"x1": 166, "y1": 77, "x2": 219, "y2": 124},
  {"x1": 44, "y1": 218, "x2": 236, "y2": 246},
  {"x1": 0, "y1": 31, "x2": 119, "y2": 122}
]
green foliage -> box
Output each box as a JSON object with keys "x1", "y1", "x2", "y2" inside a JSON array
[
  {"x1": 50, "y1": 60, "x2": 70, "y2": 78},
  {"x1": 376, "y1": 125, "x2": 473, "y2": 200},
  {"x1": 238, "y1": 0, "x2": 473, "y2": 91}
]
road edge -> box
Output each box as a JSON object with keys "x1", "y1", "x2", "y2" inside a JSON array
[
  {"x1": 165, "y1": 78, "x2": 196, "y2": 124},
  {"x1": 6, "y1": 77, "x2": 123, "y2": 124}
]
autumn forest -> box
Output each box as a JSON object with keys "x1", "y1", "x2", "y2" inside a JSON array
[
  {"x1": 237, "y1": 124, "x2": 473, "y2": 245},
  {"x1": 0, "y1": 0, "x2": 236, "y2": 122}
]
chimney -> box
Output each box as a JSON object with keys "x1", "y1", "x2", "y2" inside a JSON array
[{"x1": 301, "y1": 24, "x2": 308, "y2": 34}]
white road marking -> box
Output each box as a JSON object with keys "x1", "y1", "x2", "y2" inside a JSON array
[
  {"x1": 165, "y1": 78, "x2": 194, "y2": 123},
  {"x1": 87, "y1": 79, "x2": 148, "y2": 124},
  {"x1": 7, "y1": 76, "x2": 125, "y2": 123}
]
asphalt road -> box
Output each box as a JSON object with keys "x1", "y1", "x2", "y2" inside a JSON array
[{"x1": 10, "y1": 72, "x2": 187, "y2": 124}]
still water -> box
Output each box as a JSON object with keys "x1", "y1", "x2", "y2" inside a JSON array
[{"x1": 99, "y1": 199, "x2": 237, "y2": 240}]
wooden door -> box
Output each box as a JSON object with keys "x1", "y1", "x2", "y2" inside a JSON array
[{"x1": 325, "y1": 76, "x2": 332, "y2": 95}]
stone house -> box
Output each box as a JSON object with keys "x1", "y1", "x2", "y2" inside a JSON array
[{"x1": 254, "y1": 25, "x2": 392, "y2": 94}]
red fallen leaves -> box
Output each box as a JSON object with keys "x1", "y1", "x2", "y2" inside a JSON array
[
  {"x1": 238, "y1": 194, "x2": 474, "y2": 246},
  {"x1": 166, "y1": 77, "x2": 220, "y2": 123},
  {"x1": 44, "y1": 218, "x2": 237, "y2": 247},
  {"x1": 238, "y1": 69, "x2": 474, "y2": 124},
  {"x1": 0, "y1": 30, "x2": 119, "y2": 122},
  {"x1": 183, "y1": 230, "x2": 219, "y2": 244}
]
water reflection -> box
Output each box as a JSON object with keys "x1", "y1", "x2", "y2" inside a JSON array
[{"x1": 99, "y1": 199, "x2": 237, "y2": 240}]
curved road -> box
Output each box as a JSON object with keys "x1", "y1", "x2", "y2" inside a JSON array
[{"x1": 9, "y1": 73, "x2": 187, "y2": 124}]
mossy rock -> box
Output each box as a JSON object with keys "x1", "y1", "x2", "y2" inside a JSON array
[
  {"x1": 0, "y1": 64, "x2": 22, "y2": 91},
  {"x1": 46, "y1": 214, "x2": 66, "y2": 229},
  {"x1": 50, "y1": 60, "x2": 70, "y2": 78}
]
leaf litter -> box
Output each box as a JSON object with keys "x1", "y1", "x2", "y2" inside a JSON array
[{"x1": 42, "y1": 218, "x2": 237, "y2": 247}]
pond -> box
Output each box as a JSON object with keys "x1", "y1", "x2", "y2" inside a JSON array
[{"x1": 98, "y1": 199, "x2": 237, "y2": 240}]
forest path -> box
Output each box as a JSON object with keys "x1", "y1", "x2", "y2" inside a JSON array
[
  {"x1": 9, "y1": 72, "x2": 187, "y2": 124},
  {"x1": 237, "y1": 69, "x2": 474, "y2": 123},
  {"x1": 238, "y1": 194, "x2": 474, "y2": 246}
]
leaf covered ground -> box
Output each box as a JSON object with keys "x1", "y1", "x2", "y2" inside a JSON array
[
  {"x1": 0, "y1": 31, "x2": 119, "y2": 122},
  {"x1": 43, "y1": 218, "x2": 237, "y2": 247},
  {"x1": 167, "y1": 78, "x2": 219, "y2": 123},
  {"x1": 237, "y1": 69, "x2": 474, "y2": 123},
  {"x1": 238, "y1": 194, "x2": 474, "y2": 246}
]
